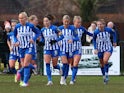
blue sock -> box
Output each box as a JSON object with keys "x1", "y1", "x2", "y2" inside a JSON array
[
  {"x1": 62, "y1": 63, "x2": 67, "y2": 76},
  {"x1": 29, "y1": 64, "x2": 35, "y2": 69},
  {"x1": 101, "y1": 67, "x2": 105, "y2": 76},
  {"x1": 10, "y1": 67, "x2": 17, "y2": 74},
  {"x1": 65, "y1": 64, "x2": 69, "y2": 79},
  {"x1": 104, "y1": 63, "x2": 109, "y2": 73},
  {"x1": 46, "y1": 63, "x2": 52, "y2": 81},
  {"x1": 28, "y1": 64, "x2": 35, "y2": 80},
  {"x1": 23, "y1": 66, "x2": 30, "y2": 84},
  {"x1": 71, "y1": 66, "x2": 78, "y2": 81},
  {"x1": 18, "y1": 68, "x2": 24, "y2": 81},
  {"x1": 53, "y1": 64, "x2": 60, "y2": 70}
]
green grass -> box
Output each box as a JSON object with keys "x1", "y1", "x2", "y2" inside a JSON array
[{"x1": 0, "y1": 75, "x2": 124, "y2": 93}]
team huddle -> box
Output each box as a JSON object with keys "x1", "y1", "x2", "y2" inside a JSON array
[{"x1": 7, "y1": 12, "x2": 117, "y2": 87}]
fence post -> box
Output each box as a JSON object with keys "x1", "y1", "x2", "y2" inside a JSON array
[
  {"x1": 36, "y1": 45, "x2": 44, "y2": 75},
  {"x1": 120, "y1": 41, "x2": 124, "y2": 75}
]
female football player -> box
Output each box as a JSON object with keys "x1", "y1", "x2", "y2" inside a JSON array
[
  {"x1": 70, "y1": 16, "x2": 93, "y2": 85},
  {"x1": 13, "y1": 12, "x2": 40, "y2": 87},
  {"x1": 7, "y1": 20, "x2": 20, "y2": 77},
  {"x1": 93, "y1": 19, "x2": 117, "y2": 84},
  {"x1": 59, "y1": 15, "x2": 79, "y2": 85},
  {"x1": 41, "y1": 14, "x2": 64, "y2": 85}
]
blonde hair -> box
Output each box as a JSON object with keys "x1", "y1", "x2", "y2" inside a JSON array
[
  {"x1": 63, "y1": 15, "x2": 70, "y2": 20},
  {"x1": 73, "y1": 16, "x2": 82, "y2": 22},
  {"x1": 29, "y1": 15, "x2": 37, "y2": 22},
  {"x1": 19, "y1": 12, "x2": 28, "y2": 18}
]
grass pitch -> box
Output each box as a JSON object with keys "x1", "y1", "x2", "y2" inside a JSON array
[{"x1": 0, "y1": 75, "x2": 124, "y2": 93}]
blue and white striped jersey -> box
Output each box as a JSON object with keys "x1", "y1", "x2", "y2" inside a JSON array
[
  {"x1": 58, "y1": 25, "x2": 78, "y2": 52},
  {"x1": 13, "y1": 22, "x2": 40, "y2": 48},
  {"x1": 73, "y1": 26, "x2": 93, "y2": 51},
  {"x1": 41, "y1": 25, "x2": 60, "y2": 50},
  {"x1": 93, "y1": 27, "x2": 116, "y2": 52},
  {"x1": 7, "y1": 31, "x2": 19, "y2": 56}
]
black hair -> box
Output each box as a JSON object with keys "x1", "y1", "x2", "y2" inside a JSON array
[{"x1": 44, "y1": 14, "x2": 54, "y2": 21}]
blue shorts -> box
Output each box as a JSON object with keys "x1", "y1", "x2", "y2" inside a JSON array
[
  {"x1": 19, "y1": 47, "x2": 35, "y2": 58},
  {"x1": 59, "y1": 51, "x2": 73, "y2": 58},
  {"x1": 9, "y1": 54, "x2": 20, "y2": 62},
  {"x1": 44, "y1": 50, "x2": 59, "y2": 57},
  {"x1": 73, "y1": 49, "x2": 82, "y2": 56},
  {"x1": 98, "y1": 49, "x2": 113, "y2": 59}
]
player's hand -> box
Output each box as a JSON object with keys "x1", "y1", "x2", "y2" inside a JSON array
[
  {"x1": 14, "y1": 42, "x2": 19, "y2": 47},
  {"x1": 68, "y1": 40, "x2": 73, "y2": 44},
  {"x1": 29, "y1": 39, "x2": 34, "y2": 44},
  {"x1": 49, "y1": 40, "x2": 57, "y2": 45},
  {"x1": 113, "y1": 43, "x2": 117, "y2": 48},
  {"x1": 94, "y1": 49, "x2": 98, "y2": 54}
]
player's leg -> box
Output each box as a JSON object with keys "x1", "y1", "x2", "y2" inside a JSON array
[
  {"x1": 52, "y1": 50, "x2": 62, "y2": 74},
  {"x1": 17, "y1": 57, "x2": 21, "y2": 69},
  {"x1": 16, "y1": 48, "x2": 25, "y2": 82},
  {"x1": 21, "y1": 48, "x2": 35, "y2": 87},
  {"x1": 103, "y1": 51, "x2": 112, "y2": 84},
  {"x1": 22, "y1": 54, "x2": 32, "y2": 86},
  {"x1": 44, "y1": 50, "x2": 53, "y2": 85},
  {"x1": 99, "y1": 59, "x2": 105, "y2": 76},
  {"x1": 60, "y1": 51, "x2": 68, "y2": 85},
  {"x1": 70, "y1": 53, "x2": 81, "y2": 85},
  {"x1": 23, "y1": 48, "x2": 37, "y2": 77},
  {"x1": 16, "y1": 58, "x2": 24, "y2": 85},
  {"x1": 65, "y1": 58, "x2": 72, "y2": 79},
  {"x1": 52, "y1": 57, "x2": 59, "y2": 69},
  {"x1": 98, "y1": 52, "x2": 105, "y2": 76},
  {"x1": 30, "y1": 54, "x2": 37, "y2": 75},
  {"x1": 98, "y1": 52, "x2": 106, "y2": 84},
  {"x1": 52, "y1": 50, "x2": 60, "y2": 70},
  {"x1": 65, "y1": 52, "x2": 73, "y2": 80},
  {"x1": 9, "y1": 55, "x2": 17, "y2": 74},
  {"x1": 9, "y1": 55, "x2": 19, "y2": 82}
]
